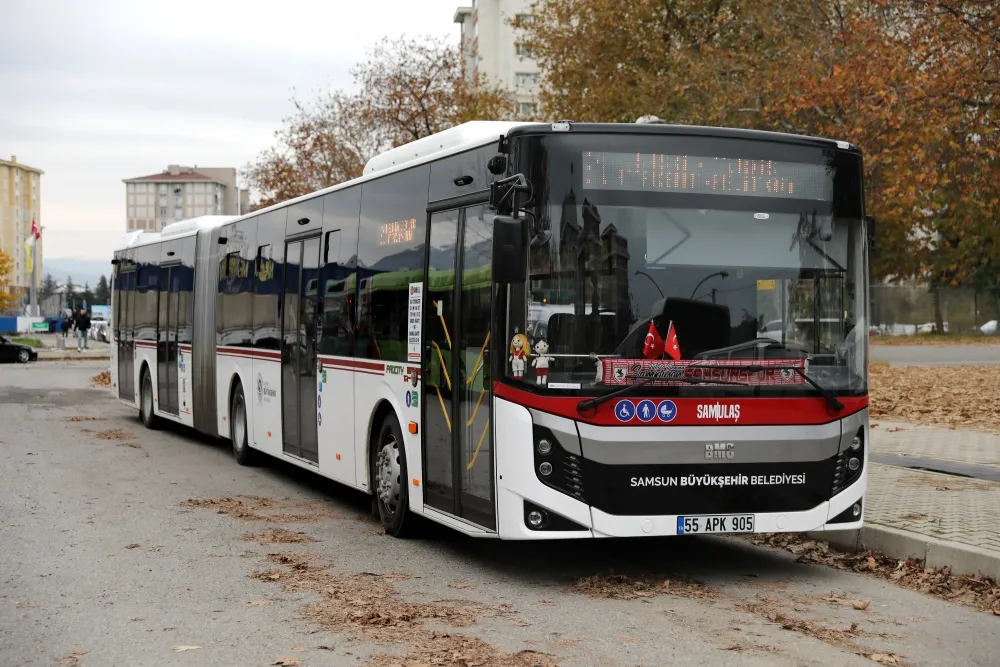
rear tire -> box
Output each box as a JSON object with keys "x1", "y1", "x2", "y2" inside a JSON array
[
  {"x1": 372, "y1": 415, "x2": 414, "y2": 537},
  {"x1": 230, "y1": 382, "x2": 257, "y2": 466},
  {"x1": 139, "y1": 367, "x2": 159, "y2": 429}
]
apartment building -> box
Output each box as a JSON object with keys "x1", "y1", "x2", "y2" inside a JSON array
[
  {"x1": 123, "y1": 164, "x2": 249, "y2": 232},
  {"x1": 0, "y1": 155, "x2": 43, "y2": 293},
  {"x1": 455, "y1": 0, "x2": 540, "y2": 117}
]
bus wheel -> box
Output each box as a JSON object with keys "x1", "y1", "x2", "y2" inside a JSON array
[
  {"x1": 373, "y1": 415, "x2": 413, "y2": 537},
  {"x1": 139, "y1": 367, "x2": 159, "y2": 429},
  {"x1": 230, "y1": 383, "x2": 256, "y2": 466}
]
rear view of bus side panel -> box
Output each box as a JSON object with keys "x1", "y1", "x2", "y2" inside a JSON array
[
  {"x1": 215, "y1": 217, "x2": 259, "y2": 442},
  {"x1": 176, "y1": 235, "x2": 197, "y2": 425},
  {"x1": 110, "y1": 255, "x2": 120, "y2": 398},
  {"x1": 250, "y1": 210, "x2": 285, "y2": 457},
  {"x1": 351, "y1": 166, "x2": 430, "y2": 508},
  {"x1": 133, "y1": 243, "x2": 160, "y2": 407},
  {"x1": 315, "y1": 186, "x2": 362, "y2": 486}
]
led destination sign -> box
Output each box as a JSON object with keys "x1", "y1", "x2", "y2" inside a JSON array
[
  {"x1": 379, "y1": 218, "x2": 418, "y2": 247},
  {"x1": 582, "y1": 151, "x2": 833, "y2": 200}
]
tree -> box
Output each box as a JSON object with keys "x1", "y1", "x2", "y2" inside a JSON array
[
  {"x1": 513, "y1": 0, "x2": 1000, "y2": 286},
  {"x1": 81, "y1": 282, "x2": 94, "y2": 309},
  {"x1": 245, "y1": 35, "x2": 516, "y2": 208},
  {"x1": 64, "y1": 276, "x2": 76, "y2": 309},
  {"x1": 41, "y1": 273, "x2": 58, "y2": 299},
  {"x1": 95, "y1": 275, "x2": 110, "y2": 305},
  {"x1": 0, "y1": 248, "x2": 19, "y2": 312}
]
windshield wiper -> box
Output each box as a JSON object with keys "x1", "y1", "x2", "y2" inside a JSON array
[
  {"x1": 576, "y1": 375, "x2": 749, "y2": 415},
  {"x1": 685, "y1": 362, "x2": 845, "y2": 413}
]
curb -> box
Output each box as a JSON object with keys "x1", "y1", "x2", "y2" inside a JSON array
[
  {"x1": 806, "y1": 524, "x2": 1000, "y2": 581},
  {"x1": 37, "y1": 354, "x2": 110, "y2": 362}
]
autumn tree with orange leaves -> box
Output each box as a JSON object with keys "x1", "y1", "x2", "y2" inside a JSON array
[
  {"x1": 513, "y1": 0, "x2": 1000, "y2": 301},
  {"x1": 0, "y1": 248, "x2": 21, "y2": 312},
  {"x1": 245, "y1": 36, "x2": 515, "y2": 209}
]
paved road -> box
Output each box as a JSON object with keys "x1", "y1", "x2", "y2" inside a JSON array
[
  {"x1": 1, "y1": 362, "x2": 996, "y2": 667},
  {"x1": 870, "y1": 344, "x2": 1000, "y2": 366}
]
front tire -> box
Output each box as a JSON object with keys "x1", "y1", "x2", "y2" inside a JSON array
[
  {"x1": 16, "y1": 349, "x2": 29, "y2": 363},
  {"x1": 372, "y1": 415, "x2": 414, "y2": 537},
  {"x1": 139, "y1": 368, "x2": 159, "y2": 429},
  {"x1": 230, "y1": 383, "x2": 257, "y2": 466}
]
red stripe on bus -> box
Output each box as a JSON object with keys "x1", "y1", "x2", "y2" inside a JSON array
[{"x1": 493, "y1": 381, "x2": 869, "y2": 427}]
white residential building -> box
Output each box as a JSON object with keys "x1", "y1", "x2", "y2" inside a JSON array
[
  {"x1": 122, "y1": 164, "x2": 249, "y2": 232},
  {"x1": 455, "y1": 0, "x2": 540, "y2": 117}
]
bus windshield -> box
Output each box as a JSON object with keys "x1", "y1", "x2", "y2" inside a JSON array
[{"x1": 508, "y1": 132, "x2": 868, "y2": 397}]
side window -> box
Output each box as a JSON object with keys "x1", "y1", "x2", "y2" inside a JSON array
[
  {"x1": 216, "y1": 219, "x2": 257, "y2": 348},
  {"x1": 319, "y1": 186, "x2": 361, "y2": 357},
  {"x1": 428, "y1": 145, "x2": 495, "y2": 202},
  {"x1": 135, "y1": 247, "x2": 159, "y2": 341},
  {"x1": 253, "y1": 209, "x2": 286, "y2": 351},
  {"x1": 356, "y1": 165, "x2": 430, "y2": 362}
]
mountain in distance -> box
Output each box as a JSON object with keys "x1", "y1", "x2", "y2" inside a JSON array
[{"x1": 43, "y1": 258, "x2": 111, "y2": 289}]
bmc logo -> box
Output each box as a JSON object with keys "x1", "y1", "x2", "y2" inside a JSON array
[{"x1": 705, "y1": 443, "x2": 735, "y2": 460}]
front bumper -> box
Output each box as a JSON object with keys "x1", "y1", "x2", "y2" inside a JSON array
[{"x1": 494, "y1": 396, "x2": 868, "y2": 540}]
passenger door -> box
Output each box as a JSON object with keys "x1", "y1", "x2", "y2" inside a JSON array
[
  {"x1": 420, "y1": 203, "x2": 496, "y2": 530},
  {"x1": 280, "y1": 237, "x2": 321, "y2": 463}
]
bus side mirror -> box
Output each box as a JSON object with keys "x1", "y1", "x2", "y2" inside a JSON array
[
  {"x1": 492, "y1": 215, "x2": 528, "y2": 283},
  {"x1": 865, "y1": 215, "x2": 876, "y2": 251}
]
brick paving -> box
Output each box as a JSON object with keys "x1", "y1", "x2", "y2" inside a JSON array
[
  {"x1": 866, "y1": 424, "x2": 1000, "y2": 556},
  {"x1": 871, "y1": 421, "x2": 1000, "y2": 467}
]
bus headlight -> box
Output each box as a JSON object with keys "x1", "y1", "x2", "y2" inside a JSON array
[
  {"x1": 850, "y1": 435, "x2": 862, "y2": 451},
  {"x1": 537, "y1": 438, "x2": 553, "y2": 455},
  {"x1": 527, "y1": 510, "x2": 544, "y2": 528},
  {"x1": 847, "y1": 457, "x2": 861, "y2": 472},
  {"x1": 539, "y1": 462, "x2": 553, "y2": 477}
]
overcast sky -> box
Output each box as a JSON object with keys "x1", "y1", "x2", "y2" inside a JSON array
[{"x1": 0, "y1": 0, "x2": 462, "y2": 261}]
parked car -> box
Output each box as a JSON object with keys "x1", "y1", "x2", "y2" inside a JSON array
[{"x1": 0, "y1": 335, "x2": 38, "y2": 363}]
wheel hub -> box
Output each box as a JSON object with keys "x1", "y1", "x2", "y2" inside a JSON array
[{"x1": 376, "y1": 438, "x2": 401, "y2": 510}]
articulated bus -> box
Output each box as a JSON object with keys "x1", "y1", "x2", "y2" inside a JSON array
[{"x1": 110, "y1": 120, "x2": 873, "y2": 539}]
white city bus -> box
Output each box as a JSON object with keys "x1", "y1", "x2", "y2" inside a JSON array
[{"x1": 110, "y1": 120, "x2": 873, "y2": 539}]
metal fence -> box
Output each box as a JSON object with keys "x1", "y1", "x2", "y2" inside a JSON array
[{"x1": 870, "y1": 285, "x2": 1000, "y2": 335}]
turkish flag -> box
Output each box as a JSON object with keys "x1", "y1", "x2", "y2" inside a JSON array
[
  {"x1": 664, "y1": 320, "x2": 681, "y2": 360},
  {"x1": 642, "y1": 321, "x2": 664, "y2": 359}
]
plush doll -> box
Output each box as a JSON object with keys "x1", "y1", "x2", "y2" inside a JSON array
[
  {"x1": 509, "y1": 333, "x2": 530, "y2": 379},
  {"x1": 532, "y1": 339, "x2": 552, "y2": 385}
]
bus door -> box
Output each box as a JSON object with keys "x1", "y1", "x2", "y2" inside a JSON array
[
  {"x1": 421, "y1": 202, "x2": 496, "y2": 530},
  {"x1": 280, "y1": 236, "x2": 321, "y2": 463},
  {"x1": 118, "y1": 264, "x2": 136, "y2": 401}
]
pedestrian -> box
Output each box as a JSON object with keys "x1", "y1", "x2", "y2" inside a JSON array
[
  {"x1": 75, "y1": 308, "x2": 91, "y2": 352},
  {"x1": 62, "y1": 313, "x2": 71, "y2": 338}
]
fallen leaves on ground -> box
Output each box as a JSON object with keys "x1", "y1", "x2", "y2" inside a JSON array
[
  {"x1": 821, "y1": 596, "x2": 872, "y2": 611},
  {"x1": 869, "y1": 654, "x2": 904, "y2": 665},
  {"x1": 571, "y1": 572, "x2": 719, "y2": 601},
  {"x1": 57, "y1": 649, "x2": 88, "y2": 666},
  {"x1": 183, "y1": 495, "x2": 348, "y2": 523},
  {"x1": 869, "y1": 365, "x2": 1000, "y2": 433},
  {"x1": 271, "y1": 659, "x2": 301, "y2": 666},
  {"x1": 248, "y1": 600, "x2": 273, "y2": 607},
  {"x1": 749, "y1": 533, "x2": 1000, "y2": 615},
  {"x1": 123, "y1": 543, "x2": 140, "y2": 549},
  {"x1": 95, "y1": 429, "x2": 132, "y2": 441},
  {"x1": 64, "y1": 416, "x2": 105, "y2": 422},
  {"x1": 91, "y1": 371, "x2": 111, "y2": 387},
  {"x1": 173, "y1": 645, "x2": 201, "y2": 652},
  {"x1": 242, "y1": 528, "x2": 319, "y2": 544}
]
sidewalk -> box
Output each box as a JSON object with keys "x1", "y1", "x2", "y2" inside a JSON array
[
  {"x1": 815, "y1": 423, "x2": 1000, "y2": 580},
  {"x1": 29, "y1": 333, "x2": 111, "y2": 361}
]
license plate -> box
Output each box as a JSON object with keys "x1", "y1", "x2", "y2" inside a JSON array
[{"x1": 676, "y1": 514, "x2": 754, "y2": 535}]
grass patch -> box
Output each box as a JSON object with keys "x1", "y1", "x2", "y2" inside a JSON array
[{"x1": 11, "y1": 337, "x2": 43, "y2": 347}]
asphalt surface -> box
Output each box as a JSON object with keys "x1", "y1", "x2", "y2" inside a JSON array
[
  {"x1": 1, "y1": 361, "x2": 997, "y2": 667},
  {"x1": 870, "y1": 344, "x2": 1000, "y2": 366}
]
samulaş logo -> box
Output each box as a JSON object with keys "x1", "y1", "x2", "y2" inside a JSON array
[{"x1": 697, "y1": 402, "x2": 740, "y2": 422}]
